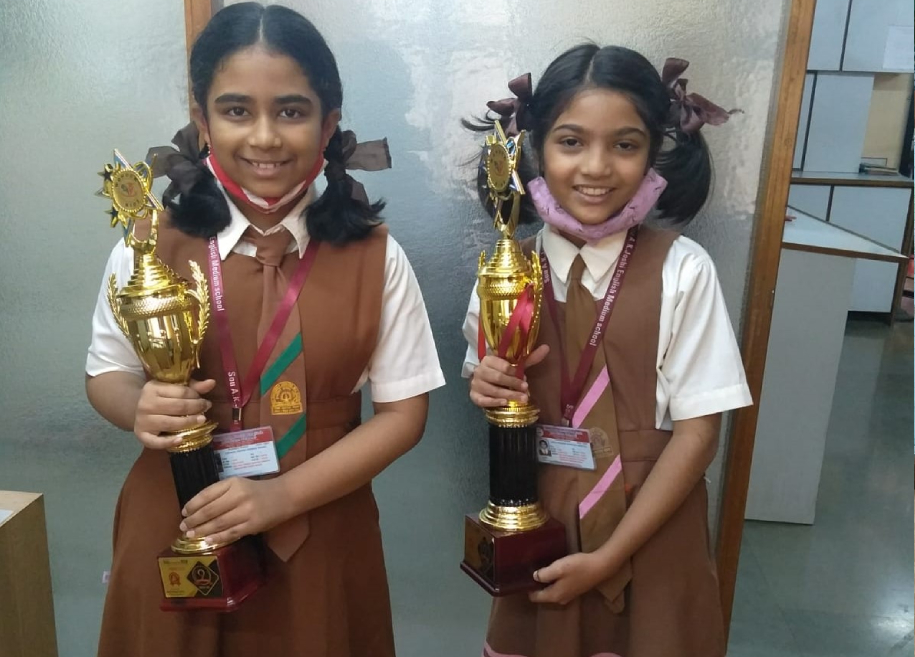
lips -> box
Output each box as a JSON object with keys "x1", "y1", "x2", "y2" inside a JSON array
[
  {"x1": 574, "y1": 185, "x2": 613, "y2": 197},
  {"x1": 240, "y1": 157, "x2": 291, "y2": 179},
  {"x1": 572, "y1": 185, "x2": 616, "y2": 207},
  {"x1": 243, "y1": 158, "x2": 288, "y2": 169}
]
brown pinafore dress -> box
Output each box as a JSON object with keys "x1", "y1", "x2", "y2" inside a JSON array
[
  {"x1": 483, "y1": 227, "x2": 725, "y2": 657},
  {"x1": 97, "y1": 219, "x2": 396, "y2": 657}
]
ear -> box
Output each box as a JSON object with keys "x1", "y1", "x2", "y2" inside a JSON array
[
  {"x1": 191, "y1": 105, "x2": 210, "y2": 150},
  {"x1": 321, "y1": 109, "x2": 342, "y2": 150}
]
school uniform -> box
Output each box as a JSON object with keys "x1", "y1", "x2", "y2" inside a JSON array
[
  {"x1": 87, "y1": 189, "x2": 444, "y2": 657},
  {"x1": 462, "y1": 225, "x2": 752, "y2": 657}
]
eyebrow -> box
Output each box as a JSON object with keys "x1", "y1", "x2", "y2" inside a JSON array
[
  {"x1": 552, "y1": 124, "x2": 648, "y2": 138},
  {"x1": 213, "y1": 93, "x2": 314, "y2": 106}
]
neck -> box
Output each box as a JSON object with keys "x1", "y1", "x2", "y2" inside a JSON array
[
  {"x1": 558, "y1": 229, "x2": 587, "y2": 249},
  {"x1": 233, "y1": 192, "x2": 297, "y2": 231}
]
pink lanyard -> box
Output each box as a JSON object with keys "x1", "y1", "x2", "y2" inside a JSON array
[
  {"x1": 206, "y1": 236, "x2": 320, "y2": 431},
  {"x1": 540, "y1": 227, "x2": 638, "y2": 425}
]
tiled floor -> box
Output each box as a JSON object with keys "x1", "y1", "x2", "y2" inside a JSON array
[
  {"x1": 1, "y1": 318, "x2": 910, "y2": 656},
  {"x1": 728, "y1": 318, "x2": 914, "y2": 657}
]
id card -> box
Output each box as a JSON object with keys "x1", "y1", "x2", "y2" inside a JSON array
[
  {"x1": 535, "y1": 425, "x2": 596, "y2": 470},
  {"x1": 211, "y1": 427, "x2": 280, "y2": 479}
]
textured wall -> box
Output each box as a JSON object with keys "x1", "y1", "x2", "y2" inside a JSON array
[
  {"x1": 0, "y1": 0, "x2": 787, "y2": 653},
  {"x1": 0, "y1": 1, "x2": 190, "y2": 653}
]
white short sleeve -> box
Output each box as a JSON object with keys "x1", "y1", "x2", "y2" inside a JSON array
[
  {"x1": 656, "y1": 237, "x2": 752, "y2": 426},
  {"x1": 86, "y1": 240, "x2": 145, "y2": 377},
  {"x1": 364, "y1": 234, "x2": 446, "y2": 403}
]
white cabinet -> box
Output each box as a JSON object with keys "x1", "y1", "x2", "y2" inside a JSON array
[
  {"x1": 788, "y1": 184, "x2": 831, "y2": 219},
  {"x1": 829, "y1": 186, "x2": 912, "y2": 312},
  {"x1": 843, "y1": 0, "x2": 914, "y2": 72},
  {"x1": 803, "y1": 73, "x2": 874, "y2": 173},
  {"x1": 808, "y1": 0, "x2": 850, "y2": 71}
]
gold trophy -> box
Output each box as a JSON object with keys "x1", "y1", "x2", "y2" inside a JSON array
[
  {"x1": 460, "y1": 124, "x2": 567, "y2": 595},
  {"x1": 98, "y1": 151, "x2": 264, "y2": 611}
]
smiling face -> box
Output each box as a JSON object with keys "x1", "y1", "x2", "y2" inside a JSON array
[
  {"x1": 195, "y1": 45, "x2": 339, "y2": 205},
  {"x1": 541, "y1": 88, "x2": 651, "y2": 226}
]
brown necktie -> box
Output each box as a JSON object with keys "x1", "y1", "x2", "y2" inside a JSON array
[
  {"x1": 565, "y1": 254, "x2": 631, "y2": 612},
  {"x1": 244, "y1": 226, "x2": 310, "y2": 561}
]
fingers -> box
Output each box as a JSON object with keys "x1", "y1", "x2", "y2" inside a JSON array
[
  {"x1": 469, "y1": 389, "x2": 507, "y2": 408},
  {"x1": 181, "y1": 482, "x2": 235, "y2": 540},
  {"x1": 528, "y1": 582, "x2": 566, "y2": 605},
  {"x1": 528, "y1": 564, "x2": 567, "y2": 605},
  {"x1": 180, "y1": 479, "x2": 256, "y2": 546},
  {"x1": 469, "y1": 357, "x2": 528, "y2": 409},
  {"x1": 135, "y1": 431, "x2": 184, "y2": 450},
  {"x1": 182, "y1": 480, "x2": 231, "y2": 519},
  {"x1": 534, "y1": 560, "x2": 562, "y2": 584},
  {"x1": 478, "y1": 356, "x2": 528, "y2": 392},
  {"x1": 188, "y1": 378, "x2": 217, "y2": 395},
  {"x1": 134, "y1": 380, "x2": 213, "y2": 450}
]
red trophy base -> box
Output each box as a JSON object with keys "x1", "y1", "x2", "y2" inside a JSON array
[
  {"x1": 157, "y1": 537, "x2": 265, "y2": 612},
  {"x1": 461, "y1": 513, "x2": 567, "y2": 596}
]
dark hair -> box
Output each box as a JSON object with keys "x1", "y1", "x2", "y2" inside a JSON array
[
  {"x1": 465, "y1": 44, "x2": 713, "y2": 228},
  {"x1": 169, "y1": 2, "x2": 383, "y2": 243}
]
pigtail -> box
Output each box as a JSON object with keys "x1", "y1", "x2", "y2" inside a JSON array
[
  {"x1": 148, "y1": 126, "x2": 232, "y2": 239},
  {"x1": 653, "y1": 126, "x2": 713, "y2": 227},
  {"x1": 167, "y1": 170, "x2": 233, "y2": 238},
  {"x1": 305, "y1": 126, "x2": 385, "y2": 245}
]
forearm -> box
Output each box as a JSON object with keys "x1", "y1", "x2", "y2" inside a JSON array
[
  {"x1": 277, "y1": 394, "x2": 429, "y2": 517},
  {"x1": 85, "y1": 371, "x2": 145, "y2": 431},
  {"x1": 594, "y1": 414, "x2": 721, "y2": 573}
]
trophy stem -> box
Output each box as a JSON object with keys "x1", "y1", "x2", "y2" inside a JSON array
[
  {"x1": 169, "y1": 446, "x2": 220, "y2": 510},
  {"x1": 480, "y1": 409, "x2": 549, "y2": 532},
  {"x1": 166, "y1": 421, "x2": 220, "y2": 509}
]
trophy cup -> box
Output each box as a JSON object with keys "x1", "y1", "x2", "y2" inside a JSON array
[
  {"x1": 460, "y1": 124, "x2": 567, "y2": 596},
  {"x1": 98, "y1": 150, "x2": 264, "y2": 611}
]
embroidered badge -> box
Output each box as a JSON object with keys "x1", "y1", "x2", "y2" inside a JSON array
[
  {"x1": 589, "y1": 427, "x2": 615, "y2": 459},
  {"x1": 270, "y1": 381, "x2": 303, "y2": 415}
]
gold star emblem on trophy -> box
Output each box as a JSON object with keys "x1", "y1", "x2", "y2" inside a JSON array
[
  {"x1": 97, "y1": 150, "x2": 162, "y2": 229},
  {"x1": 482, "y1": 122, "x2": 525, "y2": 239}
]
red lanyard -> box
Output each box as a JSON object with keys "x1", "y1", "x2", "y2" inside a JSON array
[
  {"x1": 206, "y1": 236, "x2": 319, "y2": 431},
  {"x1": 477, "y1": 284, "x2": 538, "y2": 379},
  {"x1": 540, "y1": 227, "x2": 638, "y2": 425}
]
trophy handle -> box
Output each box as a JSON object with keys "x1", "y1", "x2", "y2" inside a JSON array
[
  {"x1": 186, "y1": 260, "x2": 211, "y2": 358},
  {"x1": 106, "y1": 274, "x2": 131, "y2": 339},
  {"x1": 125, "y1": 208, "x2": 160, "y2": 256},
  {"x1": 528, "y1": 252, "x2": 544, "y2": 347}
]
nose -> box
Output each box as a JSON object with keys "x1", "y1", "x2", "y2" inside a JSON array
[
  {"x1": 247, "y1": 116, "x2": 281, "y2": 150},
  {"x1": 581, "y1": 145, "x2": 613, "y2": 178}
]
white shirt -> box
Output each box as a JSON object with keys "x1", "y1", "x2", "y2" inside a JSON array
[
  {"x1": 462, "y1": 226, "x2": 752, "y2": 430},
  {"x1": 87, "y1": 190, "x2": 446, "y2": 404}
]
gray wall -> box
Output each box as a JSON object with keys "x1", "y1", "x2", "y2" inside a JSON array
[{"x1": 0, "y1": 0, "x2": 787, "y2": 654}]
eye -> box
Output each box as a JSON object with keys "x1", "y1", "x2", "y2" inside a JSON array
[
  {"x1": 279, "y1": 108, "x2": 305, "y2": 119},
  {"x1": 615, "y1": 140, "x2": 646, "y2": 153},
  {"x1": 223, "y1": 106, "x2": 248, "y2": 118},
  {"x1": 558, "y1": 136, "x2": 581, "y2": 148}
]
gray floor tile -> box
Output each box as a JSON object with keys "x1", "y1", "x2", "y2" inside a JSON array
[{"x1": 731, "y1": 319, "x2": 914, "y2": 657}]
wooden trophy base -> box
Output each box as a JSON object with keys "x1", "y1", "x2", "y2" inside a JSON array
[
  {"x1": 158, "y1": 537, "x2": 265, "y2": 612},
  {"x1": 461, "y1": 513, "x2": 567, "y2": 596}
]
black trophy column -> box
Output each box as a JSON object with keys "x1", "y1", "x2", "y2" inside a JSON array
[
  {"x1": 488, "y1": 423, "x2": 538, "y2": 507},
  {"x1": 169, "y1": 444, "x2": 220, "y2": 508}
]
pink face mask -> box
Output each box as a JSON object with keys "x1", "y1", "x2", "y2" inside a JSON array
[{"x1": 527, "y1": 168, "x2": 668, "y2": 243}]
